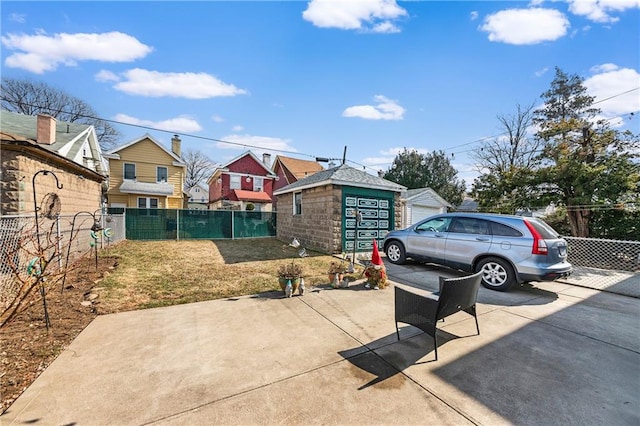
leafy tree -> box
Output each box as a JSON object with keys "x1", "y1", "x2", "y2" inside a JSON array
[
  {"x1": 1, "y1": 77, "x2": 120, "y2": 150},
  {"x1": 532, "y1": 67, "x2": 640, "y2": 237},
  {"x1": 183, "y1": 149, "x2": 215, "y2": 190},
  {"x1": 471, "y1": 103, "x2": 544, "y2": 212},
  {"x1": 384, "y1": 148, "x2": 466, "y2": 206}
]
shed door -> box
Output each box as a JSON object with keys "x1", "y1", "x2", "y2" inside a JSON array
[
  {"x1": 411, "y1": 205, "x2": 440, "y2": 225},
  {"x1": 342, "y1": 187, "x2": 394, "y2": 254}
]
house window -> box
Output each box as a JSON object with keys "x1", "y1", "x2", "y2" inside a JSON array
[
  {"x1": 294, "y1": 192, "x2": 302, "y2": 215},
  {"x1": 253, "y1": 177, "x2": 264, "y2": 192},
  {"x1": 230, "y1": 175, "x2": 241, "y2": 190},
  {"x1": 138, "y1": 197, "x2": 159, "y2": 208},
  {"x1": 157, "y1": 166, "x2": 168, "y2": 183},
  {"x1": 124, "y1": 163, "x2": 136, "y2": 180}
]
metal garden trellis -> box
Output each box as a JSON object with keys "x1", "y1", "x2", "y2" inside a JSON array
[
  {"x1": 61, "y1": 210, "x2": 102, "y2": 293},
  {"x1": 31, "y1": 170, "x2": 63, "y2": 330}
]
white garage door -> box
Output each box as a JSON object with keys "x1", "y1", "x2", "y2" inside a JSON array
[{"x1": 411, "y1": 205, "x2": 440, "y2": 225}]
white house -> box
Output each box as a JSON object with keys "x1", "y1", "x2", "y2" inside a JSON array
[
  {"x1": 401, "y1": 187, "x2": 452, "y2": 228},
  {"x1": 187, "y1": 182, "x2": 209, "y2": 210}
]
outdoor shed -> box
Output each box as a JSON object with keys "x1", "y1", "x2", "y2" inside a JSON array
[
  {"x1": 274, "y1": 163, "x2": 406, "y2": 255},
  {"x1": 401, "y1": 187, "x2": 452, "y2": 228},
  {"x1": 0, "y1": 112, "x2": 108, "y2": 215}
]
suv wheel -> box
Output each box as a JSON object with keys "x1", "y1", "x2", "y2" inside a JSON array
[
  {"x1": 476, "y1": 257, "x2": 515, "y2": 291},
  {"x1": 385, "y1": 241, "x2": 406, "y2": 264}
]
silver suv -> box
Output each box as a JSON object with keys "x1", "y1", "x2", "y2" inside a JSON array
[{"x1": 382, "y1": 213, "x2": 572, "y2": 291}]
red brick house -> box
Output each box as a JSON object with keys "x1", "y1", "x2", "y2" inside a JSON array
[
  {"x1": 272, "y1": 155, "x2": 325, "y2": 192},
  {"x1": 207, "y1": 151, "x2": 277, "y2": 211}
]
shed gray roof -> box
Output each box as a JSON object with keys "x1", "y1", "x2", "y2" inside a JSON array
[{"x1": 273, "y1": 163, "x2": 406, "y2": 195}]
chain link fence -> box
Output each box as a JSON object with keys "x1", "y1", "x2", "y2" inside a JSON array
[
  {"x1": 0, "y1": 213, "x2": 126, "y2": 311},
  {"x1": 562, "y1": 237, "x2": 639, "y2": 297}
]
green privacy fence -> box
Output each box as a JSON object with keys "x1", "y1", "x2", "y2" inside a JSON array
[{"x1": 107, "y1": 208, "x2": 277, "y2": 240}]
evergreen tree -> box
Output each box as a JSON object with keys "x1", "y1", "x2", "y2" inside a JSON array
[
  {"x1": 384, "y1": 148, "x2": 466, "y2": 207},
  {"x1": 532, "y1": 67, "x2": 639, "y2": 237}
]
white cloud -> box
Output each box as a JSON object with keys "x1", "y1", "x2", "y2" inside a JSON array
[
  {"x1": 9, "y1": 13, "x2": 26, "y2": 23},
  {"x1": 479, "y1": 8, "x2": 570, "y2": 45},
  {"x1": 361, "y1": 147, "x2": 430, "y2": 169},
  {"x1": 302, "y1": 0, "x2": 407, "y2": 33},
  {"x1": 370, "y1": 21, "x2": 401, "y2": 34},
  {"x1": 211, "y1": 115, "x2": 224, "y2": 123},
  {"x1": 584, "y1": 65, "x2": 640, "y2": 116},
  {"x1": 1, "y1": 31, "x2": 152, "y2": 74},
  {"x1": 114, "y1": 113, "x2": 202, "y2": 133},
  {"x1": 216, "y1": 134, "x2": 297, "y2": 157},
  {"x1": 535, "y1": 67, "x2": 549, "y2": 77},
  {"x1": 232, "y1": 125, "x2": 244, "y2": 132},
  {"x1": 343, "y1": 95, "x2": 405, "y2": 120},
  {"x1": 95, "y1": 69, "x2": 119, "y2": 82},
  {"x1": 470, "y1": 11, "x2": 479, "y2": 21},
  {"x1": 568, "y1": 0, "x2": 639, "y2": 23},
  {"x1": 111, "y1": 68, "x2": 247, "y2": 99},
  {"x1": 590, "y1": 63, "x2": 619, "y2": 73}
]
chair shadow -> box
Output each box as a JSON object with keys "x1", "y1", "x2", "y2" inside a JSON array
[{"x1": 338, "y1": 328, "x2": 460, "y2": 390}]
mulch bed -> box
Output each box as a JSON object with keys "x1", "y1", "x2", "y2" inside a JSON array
[{"x1": 1, "y1": 255, "x2": 118, "y2": 413}]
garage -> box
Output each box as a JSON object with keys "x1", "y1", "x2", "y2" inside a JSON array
[
  {"x1": 411, "y1": 205, "x2": 440, "y2": 224},
  {"x1": 402, "y1": 188, "x2": 452, "y2": 228}
]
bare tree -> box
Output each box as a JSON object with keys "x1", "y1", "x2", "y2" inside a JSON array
[
  {"x1": 1, "y1": 77, "x2": 121, "y2": 150},
  {"x1": 471, "y1": 102, "x2": 541, "y2": 174},
  {"x1": 471, "y1": 103, "x2": 544, "y2": 213},
  {"x1": 183, "y1": 149, "x2": 215, "y2": 190}
]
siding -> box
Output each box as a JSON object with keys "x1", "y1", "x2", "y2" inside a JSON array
[{"x1": 107, "y1": 138, "x2": 185, "y2": 208}]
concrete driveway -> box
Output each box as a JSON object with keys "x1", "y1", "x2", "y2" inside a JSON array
[{"x1": 2, "y1": 261, "x2": 639, "y2": 425}]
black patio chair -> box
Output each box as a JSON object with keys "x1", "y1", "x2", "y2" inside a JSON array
[{"x1": 394, "y1": 271, "x2": 483, "y2": 361}]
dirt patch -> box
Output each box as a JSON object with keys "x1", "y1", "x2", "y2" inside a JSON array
[{"x1": 1, "y1": 255, "x2": 118, "y2": 414}]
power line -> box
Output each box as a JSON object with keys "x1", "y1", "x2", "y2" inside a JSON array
[
  {"x1": 3, "y1": 85, "x2": 638, "y2": 170},
  {"x1": 0, "y1": 98, "x2": 320, "y2": 160}
]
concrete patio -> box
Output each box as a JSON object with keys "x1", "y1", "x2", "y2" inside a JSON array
[{"x1": 2, "y1": 268, "x2": 639, "y2": 425}]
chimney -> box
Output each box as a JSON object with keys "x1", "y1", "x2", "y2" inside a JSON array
[
  {"x1": 171, "y1": 134, "x2": 181, "y2": 157},
  {"x1": 262, "y1": 153, "x2": 272, "y2": 168},
  {"x1": 36, "y1": 114, "x2": 56, "y2": 145}
]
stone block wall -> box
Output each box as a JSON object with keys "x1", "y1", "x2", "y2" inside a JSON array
[
  {"x1": 276, "y1": 185, "x2": 342, "y2": 254},
  {"x1": 393, "y1": 193, "x2": 403, "y2": 230},
  {"x1": 1, "y1": 148, "x2": 103, "y2": 216}
]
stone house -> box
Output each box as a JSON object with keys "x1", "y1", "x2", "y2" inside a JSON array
[
  {"x1": 0, "y1": 112, "x2": 108, "y2": 215},
  {"x1": 273, "y1": 163, "x2": 406, "y2": 255},
  {"x1": 104, "y1": 134, "x2": 187, "y2": 209}
]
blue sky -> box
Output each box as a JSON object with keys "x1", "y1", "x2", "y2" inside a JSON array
[{"x1": 2, "y1": 1, "x2": 639, "y2": 187}]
